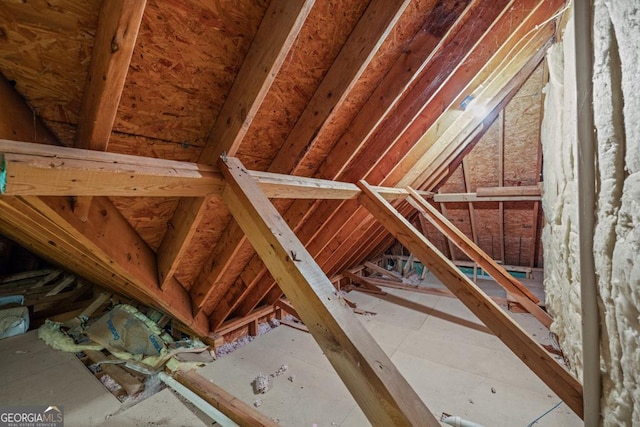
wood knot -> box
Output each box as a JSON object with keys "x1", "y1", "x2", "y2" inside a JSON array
[{"x1": 110, "y1": 35, "x2": 119, "y2": 53}]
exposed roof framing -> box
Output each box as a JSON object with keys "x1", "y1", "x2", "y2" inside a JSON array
[{"x1": 0, "y1": 0, "x2": 570, "y2": 420}]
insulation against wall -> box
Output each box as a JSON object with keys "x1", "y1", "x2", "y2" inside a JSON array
[{"x1": 541, "y1": 2, "x2": 640, "y2": 424}]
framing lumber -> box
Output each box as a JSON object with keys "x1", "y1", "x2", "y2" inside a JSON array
[
  {"x1": 214, "y1": 0, "x2": 482, "y2": 320},
  {"x1": 324, "y1": 10, "x2": 556, "y2": 281},
  {"x1": 439, "y1": 202, "x2": 456, "y2": 261},
  {"x1": 476, "y1": 185, "x2": 541, "y2": 197},
  {"x1": 498, "y1": 110, "x2": 506, "y2": 263},
  {"x1": 219, "y1": 157, "x2": 437, "y2": 426},
  {"x1": 357, "y1": 180, "x2": 583, "y2": 418},
  {"x1": 269, "y1": 0, "x2": 411, "y2": 174},
  {"x1": 75, "y1": 0, "x2": 146, "y2": 152},
  {"x1": 405, "y1": 188, "x2": 553, "y2": 328},
  {"x1": 157, "y1": 0, "x2": 314, "y2": 289},
  {"x1": 0, "y1": 78, "x2": 208, "y2": 336},
  {"x1": 73, "y1": 0, "x2": 146, "y2": 220},
  {"x1": 461, "y1": 159, "x2": 478, "y2": 244},
  {"x1": 433, "y1": 193, "x2": 541, "y2": 202},
  {"x1": 342, "y1": 270, "x2": 387, "y2": 295},
  {"x1": 194, "y1": 0, "x2": 417, "y2": 322},
  {"x1": 364, "y1": 261, "x2": 402, "y2": 282},
  {"x1": 305, "y1": 1, "x2": 553, "y2": 282},
  {"x1": 174, "y1": 370, "x2": 279, "y2": 427}
]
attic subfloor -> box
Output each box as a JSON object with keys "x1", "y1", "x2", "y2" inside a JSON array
[{"x1": 0, "y1": 274, "x2": 581, "y2": 426}]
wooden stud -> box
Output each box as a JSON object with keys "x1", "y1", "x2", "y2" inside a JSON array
[
  {"x1": 75, "y1": 0, "x2": 146, "y2": 152},
  {"x1": 498, "y1": 110, "x2": 506, "y2": 263},
  {"x1": 461, "y1": 158, "x2": 478, "y2": 245},
  {"x1": 363, "y1": 261, "x2": 402, "y2": 282},
  {"x1": 357, "y1": 180, "x2": 583, "y2": 418},
  {"x1": 219, "y1": 157, "x2": 437, "y2": 426}
]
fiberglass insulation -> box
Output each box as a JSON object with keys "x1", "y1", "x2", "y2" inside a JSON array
[{"x1": 541, "y1": 1, "x2": 640, "y2": 424}]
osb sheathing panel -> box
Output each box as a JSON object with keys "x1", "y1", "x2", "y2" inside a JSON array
[
  {"x1": 503, "y1": 65, "x2": 543, "y2": 187},
  {"x1": 439, "y1": 166, "x2": 465, "y2": 193},
  {"x1": 236, "y1": 0, "x2": 370, "y2": 171},
  {"x1": 114, "y1": 0, "x2": 268, "y2": 146},
  {"x1": 0, "y1": 0, "x2": 99, "y2": 124},
  {"x1": 465, "y1": 119, "x2": 501, "y2": 189},
  {"x1": 504, "y1": 202, "x2": 534, "y2": 266},
  {"x1": 291, "y1": 0, "x2": 440, "y2": 175},
  {"x1": 419, "y1": 208, "x2": 450, "y2": 257},
  {"x1": 109, "y1": 197, "x2": 179, "y2": 251},
  {"x1": 397, "y1": 63, "x2": 545, "y2": 267},
  {"x1": 174, "y1": 197, "x2": 229, "y2": 288}
]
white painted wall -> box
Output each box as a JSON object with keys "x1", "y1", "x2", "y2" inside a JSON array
[{"x1": 541, "y1": 2, "x2": 640, "y2": 424}]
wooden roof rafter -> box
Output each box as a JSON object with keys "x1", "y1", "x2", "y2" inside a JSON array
[
  {"x1": 197, "y1": 0, "x2": 421, "y2": 327},
  {"x1": 156, "y1": 0, "x2": 315, "y2": 290},
  {"x1": 225, "y1": 0, "x2": 505, "y2": 319},
  {"x1": 73, "y1": 0, "x2": 147, "y2": 221}
]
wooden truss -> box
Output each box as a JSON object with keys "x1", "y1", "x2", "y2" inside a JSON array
[{"x1": 0, "y1": 146, "x2": 583, "y2": 421}]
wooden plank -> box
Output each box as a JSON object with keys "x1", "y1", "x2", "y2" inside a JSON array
[
  {"x1": 321, "y1": 14, "x2": 557, "y2": 286},
  {"x1": 75, "y1": 0, "x2": 146, "y2": 151},
  {"x1": 439, "y1": 202, "x2": 456, "y2": 261},
  {"x1": 476, "y1": 185, "x2": 541, "y2": 197},
  {"x1": 342, "y1": 270, "x2": 387, "y2": 295},
  {"x1": 84, "y1": 350, "x2": 144, "y2": 396},
  {"x1": 0, "y1": 269, "x2": 53, "y2": 284},
  {"x1": 219, "y1": 157, "x2": 437, "y2": 427},
  {"x1": 357, "y1": 180, "x2": 583, "y2": 418},
  {"x1": 433, "y1": 193, "x2": 541, "y2": 202},
  {"x1": 406, "y1": 188, "x2": 554, "y2": 328},
  {"x1": 157, "y1": 0, "x2": 314, "y2": 289},
  {"x1": 1, "y1": 148, "x2": 225, "y2": 197},
  {"x1": 1, "y1": 142, "x2": 431, "y2": 200},
  {"x1": 174, "y1": 370, "x2": 279, "y2": 427},
  {"x1": 363, "y1": 261, "x2": 402, "y2": 282}
]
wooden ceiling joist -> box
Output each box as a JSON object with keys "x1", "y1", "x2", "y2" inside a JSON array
[
  {"x1": 1, "y1": 139, "x2": 437, "y2": 201},
  {"x1": 357, "y1": 180, "x2": 584, "y2": 419},
  {"x1": 156, "y1": 0, "x2": 315, "y2": 289},
  {"x1": 219, "y1": 156, "x2": 438, "y2": 426}
]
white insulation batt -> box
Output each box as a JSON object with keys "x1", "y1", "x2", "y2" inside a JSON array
[{"x1": 541, "y1": 2, "x2": 640, "y2": 424}]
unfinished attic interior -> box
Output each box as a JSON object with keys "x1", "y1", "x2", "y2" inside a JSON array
[{"x1": 0, "y1": 0, "x2": 638, "y2": 424}]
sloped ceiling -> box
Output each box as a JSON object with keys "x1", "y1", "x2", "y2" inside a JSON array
[{"x1": 0, "y1": 0, "x2": 563, "y2": 336}]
